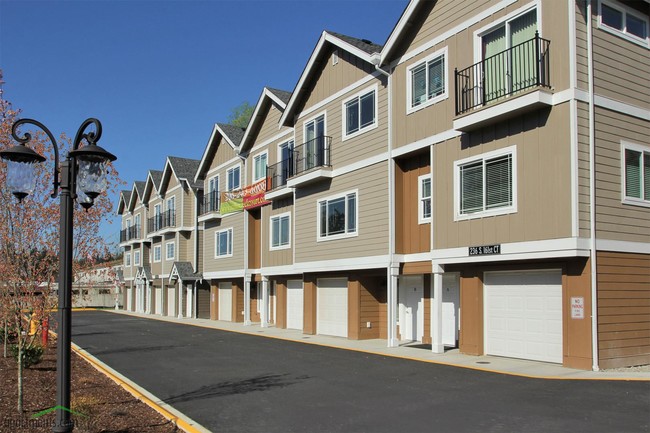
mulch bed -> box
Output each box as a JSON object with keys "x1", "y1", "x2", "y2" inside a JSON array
[{"x1": 0, "y1": 337, "x2": 179, "y2": 433}]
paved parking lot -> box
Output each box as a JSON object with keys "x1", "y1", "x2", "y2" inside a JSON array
[{"x1": 71, "y1": 310, "x2": 650, "y2": 433}]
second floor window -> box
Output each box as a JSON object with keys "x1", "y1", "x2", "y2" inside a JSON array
[
  {"x1": 409, "y1": 48, "x2": 447, "y2": 110},
  {"x1": 270, "y1": 213, "x2": 291, "y2": 249},
  {"x1": 418, "y1": 174, "x2": 432, "y2": 224},
  {"x1": 153, "y1": 245, "x2": 161, "y2": 262},
  {"x1": 215, "y1": 228, "x2": 233, "y2": 258},
  {"x1": 623, "y1": 143, "x2": 650, "y2": 205},
  {"x1": 227, "y1": 166, "x2": 241, "y2": 191},
  {"x1": 166, "y1": 241, "x2": 175, "y2": 260},
  {"x1": 318, "y1": 191, "x2": 357, "y2": 240},
  {"x1": 125, "y1": 253, "x2": 131, "y2": 267},
  {"x1": 253, "y1": 152, "x2": 268, "y2": 183},
  {"x1": 134, "y1": 250, "x2": 141, "y2": 266},
  {"x1": 344, "y1": 89, "x2": 376, "y2": 137},
  {"x1": 600, "y1": 1, "x2": 648, "y2": 44},
  {"x1": 456, "y1": 147, "x2": 515, "y2": 219}
]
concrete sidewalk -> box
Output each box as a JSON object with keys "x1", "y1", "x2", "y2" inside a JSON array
[{"x1": 107, "y1": 309, "x2": 649, "y2": 381}]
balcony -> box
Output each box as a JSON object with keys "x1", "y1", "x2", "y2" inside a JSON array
[
  {"x1": 198, "y1": 191, "x2": 222, "y2": 222},
  {"x1": 286, "y1": 136, "x2": 333, "y2": 188},
  {"x1": 147, "y1": 209, "x2": 176, "y2": 235},
  {"x1": 265, "y1": 159, "x2": 295, "y2": 200},
  {"x1": 453, "y1": 32, "x2": 552, "y2": 132},
  {"x1": 119, "y1": 225, "x2": 141, "y2": 244}
]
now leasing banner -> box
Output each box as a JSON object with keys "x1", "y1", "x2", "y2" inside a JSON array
[{"x1": 220, "y1": 178, "x2": 270, "y2": 214}]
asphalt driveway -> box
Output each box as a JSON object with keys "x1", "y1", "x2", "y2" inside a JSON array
[{"x1": 71, "y1": 310, "x2": 650, "y2": 433}]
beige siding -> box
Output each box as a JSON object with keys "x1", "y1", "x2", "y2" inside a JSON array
[
  {"x1": 197, "y1": 228, "x2": 204, "y2": 273},
  {"x1": 294, "y1": 163, "x2": 389, "y2": 262},
  {"x1": 178, "y1": 232, "x2": 190, "y2": 262},
  {"x1": 594, "y1": 107, "x2": 650, "y2": 243},
  {"x1": 435, "y1": 103, "x2": 573, "y2": 249},
  {"x1": 578, "y1": 102, "x2": 591, "y2": 238},
  {"x1": 150, "y1": 239, "x2": 162, "y2": 276},
  {"x1": 162, "y1": 233, "x2": 176, "y2": 269},
  {"x1": 301, "y1": 46, "x2": 376, "y2": 114},
  {"x1": 207, "y1": 138, "x2": 239, "y2": 174},
  {"x1": 261, "y1": 198, "x2": 294, "y2": 268},
  {"x1": 123, "y1": 245, "x2": 133, "y2": 279},
  {"x1": 182, "y1": 190, "x2": 197, "y2": 228},
  {"x1": 202, "y1": 212, "x2": 246, "y2": 272}
]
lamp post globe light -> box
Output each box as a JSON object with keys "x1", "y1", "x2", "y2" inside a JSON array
[{"x1": 0, "y1": 118, "x2": 116, "y2": 433}]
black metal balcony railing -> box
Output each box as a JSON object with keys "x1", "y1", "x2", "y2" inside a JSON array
[
  {"x1": 119, "y1": 224, "x2": 140, "y2": 243},
  {"x1": 266, "y1": 159, "x2": 293, "y2": 191},
  {"x1": 147, "y1": 209, "x2": 176, "y2": 233},
  {"x1": 199, "y1": 190, "x2": 220, "y2": 215},
  {"x1": 455, "y1": 32, "x2": 550, "y2": 116},
  {"x1": 291, "y1": 136, "x2": 332, "y2": 178}
]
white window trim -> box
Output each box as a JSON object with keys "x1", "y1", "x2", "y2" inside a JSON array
[
  {"x1": 134, "y1": 249, "x2": 141, "y2": 266},
  {"x1": 621, "y1": 141, "x2": 650, "y2": 208},
  {"x1": 316, "y1": 189, "x2": 359, "y2": 242},
  {"x1": 598, "y1": 0, "x2": 650, "y2": 48},
  {"x1": 269, "y1": 212, "x2": 292, "y2": 251},
  {"x1": 302, "y1": 110, "x2": 328, "y2": 145},
  {"x1": 453, "y1": 145, "x2": 518, "y2": 221},
  {"x1": 125, "y1": 218, "x2": 131, "y2": 229},
  {"x1": 226, "y1": 163, "x2": 242, "y2": 192},
  {"x1": 418, "y1": 173, "x2": 432, "y2": 224},
  {"x1": 165, "y1": 241, "x2": 175, "y2": 261},
  {"x1": 215, "y1": 227, "x2": 234, "y2": 259},
  {"x1": 125, "y1": 252, "x2": 131, "y2": 267},
  {"x1": 406, "y1": 46, "x2": 449, "y2": 115},
  {"x1": 342, "y1": 84, "x2": 379, "y2": 141},
  {"x1": 153, "y1": 245, "x2": 162, "y2": 263},
  {"x1": 208, "y1": 174, "x2": 220, "y2": 192},
  {"x1": 252, "y1": 150, "x2": 269, "y2": 183}
]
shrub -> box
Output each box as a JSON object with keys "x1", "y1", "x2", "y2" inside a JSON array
[
  {"x1": 11, "y1": 344, "x2": 44, "y2": 368},
  {"x1": 0, "y1": 326, "x2": 18, "y2": 344}
]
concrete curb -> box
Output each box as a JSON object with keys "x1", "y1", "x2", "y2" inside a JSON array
[{"x1": 72, "y1": 343, "x2": 211, "y2": 433}]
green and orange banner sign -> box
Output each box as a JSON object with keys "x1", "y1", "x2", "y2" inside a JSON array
[{"x1": 220, "y1": 178, "x2": 270, "y2": 214}]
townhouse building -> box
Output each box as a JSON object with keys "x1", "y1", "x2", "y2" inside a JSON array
[{"x1": 117, "y1": 0, "x2": 649, "y2": 370}]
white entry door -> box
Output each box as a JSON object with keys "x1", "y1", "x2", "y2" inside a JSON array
[
  {"x1": 442, "y1": 273, "x2": 460, "y2": 347},
  {"x1": 167, "y1": 287, "x2": 176, "y2": 317},
  {"x1": 484, "y1": 270, "x2": 563, "y2": 363},
  {"x1": 155, "y1": 287, "x2": 163, "y2": 315},
  {"x1": 399, "y1": 276, "x2": 424, "y2": 342},
  {"x1": 286, "y1": 280, "x2": 304, "y2": 330},
  {"x1": 317, "y1": 278, "x2": 348, "y2": 337},
  {"x1": 219, "y1": 282, "x2": 233, "y2": 321}
]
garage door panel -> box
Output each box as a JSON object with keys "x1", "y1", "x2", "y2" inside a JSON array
[
  {"x1": 485, "y1": 271, "x2": 562, "y2": 364},
  {"x1": 317, "y1": 278, "x2": 348, "y2": 338}
]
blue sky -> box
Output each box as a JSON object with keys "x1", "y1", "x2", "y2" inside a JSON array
[{"x1": 0, "y1": 0, "x2": 407, "y2": 246}]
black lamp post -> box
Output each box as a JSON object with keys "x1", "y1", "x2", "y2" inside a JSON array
[{"x1": 0, "y1": 118, "x2": 116, "y2": 433}]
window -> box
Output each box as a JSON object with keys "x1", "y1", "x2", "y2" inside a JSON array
[
  {"x1": 408, "y1": 47, "x2": 448, "y2": 111},
  {"x1": 153, "y1": 204, "x2": 162, "y2": 231},
  {"x1": 153, "y1": 245, "x2": 161, "y2": 262},
  {"x1": 215, "y1": 228, "x2": 233, "y2": 258},
  {"x1": 304, "y1": 114, "x2": 326, "y2": 169},
  {"x1": 134, "y1": 214, "x2": 141, "y2": 236},
  {"x1": 125, "y1": 253, "x2": 131, "y2": 267},
  {"x1": 253, "y1": 152, "x2": 268, "y2": 183},
  {"x1": 418, "y1": 174, "x2": 432, "y2": 224},
  {"x1": 599, "y1": 1, "x2": 649, "y2": 45},
  {"x1": 455, "y1": 147, "x2": 517, "y2": 219},
  {"x1": 278, "y1": 140, "x2": 294, "y2": 185},
  {"x1": 166, "y1": 196, "x2": 175, "y2": 212},
  {"x1": 165, "y1": 241, "x2": 175, "y2": 260},
  {"x1": 227, "y1": 165, "x2": 241, "y2": 191},
  {"x1": 270, "y1": 213, "x2": 291, "y2": 249},
  {"x1": 622, "y1": 142, "x2": 650, "y2": 206},
  {"x1": 344, "y1": 87, "x2": 376, "y2": 138},
  {"x1": 134, "y1": 250, "x2": 141, "y2": 266},
  {"x1": 318, "y1": 191, "x2": 358, "y2": 240}
]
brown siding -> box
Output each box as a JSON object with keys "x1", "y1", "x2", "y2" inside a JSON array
[
  {"x1": 196, "y1": 282, "x2": 210, "y2": 319},
  {"x1": 459, "y1": 270, "x2": 483, "y2": 355},
  {"x1": 210, "y1": 282, "x2": 218, "y2": 320},
  {"x1": 597, "y1": 251, "x2": 650, "y2": 369},
  {"x1": 233, "y1": 279, "x2": 244, "y2": 323},
  {"x1": 303, "y1": 276, "x2": 317, "y2": 335},
  {"x1": 395, "y1": 153, "x2": 431, "y2": 254},
  {"x1": 275, "y1": 279, "x2": 287, "y2": 329},
  {"x1": 358, "y1": 275, "x2": 387, "y2": 340},
  {"x1": 563, "y1": 259, "x2": 593, "y2": 370},
  {"x1": 422, "y1": 274, "x2": 432, "y2": 345}
]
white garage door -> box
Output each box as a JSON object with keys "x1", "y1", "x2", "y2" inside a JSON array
[
  {"x1": 219, "y1": 282, "x2": 232, "y2": 321},
  {"x1": 167, "y1": 287, "x2": 176, "y2": 317},
  {"x1": 126, "y1": 287, "x2": 133, "y2": 311},
  {"x1": 155, "y1": 287, "x2": 163, "y2": 315},
  {"x1": 317, "y1": 278, "x2": 348, "y2": 338},
  {"x1": 286, "y1": 280, "x2": 304, "y2": 330},
  {"x1": 484, "y1": 270, "x2": 562, "y2": 364}
]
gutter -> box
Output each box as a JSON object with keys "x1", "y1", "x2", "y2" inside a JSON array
[{"x1": 586, "y1": 0, "x2": 599, "y2": 372}]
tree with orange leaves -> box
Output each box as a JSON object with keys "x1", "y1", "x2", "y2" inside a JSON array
[{"x1": 0, "y1": 70, "x2": 122, "y2": 413}]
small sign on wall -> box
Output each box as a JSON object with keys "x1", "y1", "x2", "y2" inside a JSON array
[{"x1": 571, "y1": 297, "x2": 585, "y2": 319}]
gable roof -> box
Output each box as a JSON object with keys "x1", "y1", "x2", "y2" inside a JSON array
[
  {"x1": 194, "y1": 123, "x2": 246, "y2": 183},
  {"x1": 239, "y1": 87, "x2": 292, "y2": 155},
  {"x1": 159, "y1": 156, "x2": 202, "y2": 193},
  {"x1": 379, "y1": 0, "x2": 424, "y2": 65},
  {"x1": 142, "y1": 169, "x2": 163, "y2": 204},
  {"x1": 116, "y1": 190, "x2": 132, "y2": 215},
  {"x1": 280, "y1": 30, "x2": 383, "y2": 127},
  {"x1": 169, "y1": 261, "x2": 201, "y2": 283},
  {"x1": 126, "y1": 180, "x2": 146, "y2": 212}
]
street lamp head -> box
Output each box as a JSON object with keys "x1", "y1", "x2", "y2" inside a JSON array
[
  {"x1": 76, "y1": 188, "x2": 94, "y2": 211},
  {"x1": 0, "y1": 144, "x2": 46, "y2": 202},
  {"x1": 69, "y1": 143, "x2": 116, "y2": 200}
]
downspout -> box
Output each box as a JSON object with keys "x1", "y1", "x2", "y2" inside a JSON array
[
  {"x1": 193, "y1": 185, "x2": 200, "y2": 319},
  {"x1": 586, "y1": 0, "x2": 599, "y2": 372}
]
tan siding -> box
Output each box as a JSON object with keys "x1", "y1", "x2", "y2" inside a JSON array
[
  {"x1": 207, "y1": 137, "x2": 239, "y2": 174},
  {"x1": 150, "y1": 239, "x2": 162, "y2": 276},
  {"x1": 162, "y1": 233, "x2": 176, "y2": 269},
  {"x1": 295, "y1": 163, "x2": 389, "y2": 262},
  {"x1": 435, "y1": 103, "x2": 573, "y2": 249},
  {"x1": 262, "y1": 198, "x2": 294, "y2": 268},
  {"x1": 597, "y1": 251, "x2": 650, "y2": 369},
  {"x1": 578, "y1": 102, "x2": 591, "y2": 238},
  {"x1": 178, "y1": 232, "x2": 190, "y2": 262},
  {"x1": 202, "y1": 212, "x2": 246, "y2": 273},
  {"x1": 197, "y1": 228, "x2": 204, "y2": 273},
  {"x1": 594, "y1": 107, "x2": 650, "y2": 243},
  {"x1": 182, "y1": 190, "x2": 196, "y2": 228}
]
